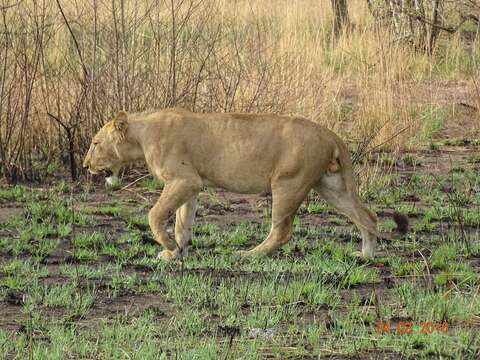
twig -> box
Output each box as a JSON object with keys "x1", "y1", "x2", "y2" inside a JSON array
[
  {"x1": 46, "y1": 112, "x2": 78, "y2": 181},
  {"x1": 122, "y1": 187, "x2": 149, "y2": 202},
  {"x1": 442, "y1": 275, "x2": 473, "y2": 298},
  {"x1": 367, "y1": 126, "x2": 411, "y2": 153},
  {"x1": 0, "y1": 1, "x2": 23, "y2": 11},
  {"x1": 119, "y1": 173, "x2": 151, "y2": 191},
  {"x1": 46, "y1": 112, "x2": 69, "y2": 131},
  {"x1": 417, "y1": 249, "x2": 432, "y2": 290},
  {"x1": 70, "y1": 188, "x2": 83, "y2": 310}
]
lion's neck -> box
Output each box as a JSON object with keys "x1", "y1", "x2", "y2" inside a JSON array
[{"x1": 119, "y1": 122, "x2": 146, "y2": 163}]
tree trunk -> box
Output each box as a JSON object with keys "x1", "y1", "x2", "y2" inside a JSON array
[
  {"x1": 331, "y1": 0, "x2": 350, "y2": 37},
  {"x1": 426, "y1": 0, "x2": 441, "y2": 55}
]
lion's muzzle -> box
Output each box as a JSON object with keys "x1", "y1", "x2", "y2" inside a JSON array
[{"x1": 101, "y1": 169, "x2": 113, "y2": 177}]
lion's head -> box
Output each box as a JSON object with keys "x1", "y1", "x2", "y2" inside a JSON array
[{"x1": 83, "y1": 111, "x2": 129, "y2": 178}]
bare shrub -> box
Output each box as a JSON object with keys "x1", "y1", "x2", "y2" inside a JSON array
[
  {"x1": 0, "y1": 0, "x2": 478, "y2": 181},
  {"x1": 366, "y1": 0, "x2": 480, "y2": 54},
  {"x1": 0, "y1": 1, "x2": 49, "y2": 182}
]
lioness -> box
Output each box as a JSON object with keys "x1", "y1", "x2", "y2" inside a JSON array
[{"x1": 83, "y1": 108, "x2": 389, "y2": 261}]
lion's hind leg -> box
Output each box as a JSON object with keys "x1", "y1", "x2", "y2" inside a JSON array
[
  {"x1": 240, "y1": 181, "x2": 309, "y2": 257},
  {"x1": 315, "y1": 174, "x2": 378, "y2": 259},
  {"x1": 175, "y1": 196, "x2": 197, "y2": 258}
]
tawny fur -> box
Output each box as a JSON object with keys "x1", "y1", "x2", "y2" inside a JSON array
[{"x1": 83, "y1": 108, "x2": 399, "y2": 260}]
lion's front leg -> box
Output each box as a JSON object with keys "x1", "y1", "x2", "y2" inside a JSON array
[
  {"x1": 175, "y1": 196, "x2": 197, "y2": 258},
  {"x1": 148, "y1": 179, "x2": 201, "y2": 261},
  {"x1": 148, "y1": 204, "x2": 177, "y2": 260}
]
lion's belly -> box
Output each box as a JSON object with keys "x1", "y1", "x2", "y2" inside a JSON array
[
  {"x1": 191, "y1": 137, "x2": 278, "y2": 194},
  {"x1": 201, "y1": 178, "x2": 270, "y2": 194},
  {"x1": 200, "y1": 168, "x2": 271, "y2": 194}
]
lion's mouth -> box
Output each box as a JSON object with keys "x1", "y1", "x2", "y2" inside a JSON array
[
  {"x1": 86, "y1": 167, "x2": 113, "y2": 177},
  {"x1": 86, "y1": 168, "x2": 99, "y2": 175},
  {"x1": 101, "y1": 169, "x2": 113, "y2": 177}
]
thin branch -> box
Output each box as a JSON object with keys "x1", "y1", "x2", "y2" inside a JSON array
[
  {"x1": 368, "y1": 126, "x2": 411, "y2": 153},
  {"x1": 47, "y1": 111, "x2": 69, "y2": 131},
  {"x1": 54, "y1": 0, "x2": 88, "y2": 78},
  {"x1": 0, "y1": 0, "x2": 22, "y2": 11}
]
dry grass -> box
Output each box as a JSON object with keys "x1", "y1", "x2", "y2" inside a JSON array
[{"x1": 0, "y1": 0, "x2": 479, "y2": 180}]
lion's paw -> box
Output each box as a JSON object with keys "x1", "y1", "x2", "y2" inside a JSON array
[
  {"x1": 158, "y1": 250, "x2": 178, "y2": 261},
  {"x1": 352, "y1": 250, "x2": 363, "y2": 258},
  {"x1": 352, "y1": 250, "x2": 374, "y2": 262},
  {"x1": 237, "y1": 249, "x2": 265, "y2": 258}
]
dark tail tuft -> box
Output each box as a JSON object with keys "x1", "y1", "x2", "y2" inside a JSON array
[{"x1": 393, "y1": 212, "x2": 409, "y2": 235}]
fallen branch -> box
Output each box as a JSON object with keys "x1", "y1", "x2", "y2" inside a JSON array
[{"x1": 367, "y1": 126, "x2": 411, "y2": 153}]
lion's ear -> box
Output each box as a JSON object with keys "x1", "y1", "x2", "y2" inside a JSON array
[{"x1": 113, "y1": 111, "x2": 128, "y2": 134}]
